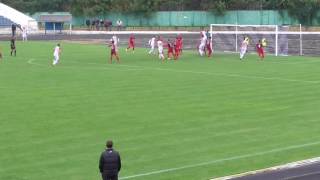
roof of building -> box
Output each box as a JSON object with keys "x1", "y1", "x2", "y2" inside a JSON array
[{"x1": 38, "y1": 12, "x2": 72, "y2": 22}]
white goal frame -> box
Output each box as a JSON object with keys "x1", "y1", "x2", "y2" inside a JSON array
[{"x1": 209, "y1": 24, "x2": 304, "y2": 56}]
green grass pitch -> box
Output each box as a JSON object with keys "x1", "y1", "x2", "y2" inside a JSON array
[{"x1": 1, "y1": 41, "x2": 320, "y2": 180}]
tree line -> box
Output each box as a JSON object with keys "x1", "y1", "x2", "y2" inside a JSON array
[{"x1": 1, "y1": 0, "x2": 320, "y2": 25}]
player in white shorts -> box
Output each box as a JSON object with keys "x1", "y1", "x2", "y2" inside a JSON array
[
  {"x1": 198, "y1": 31, "x2": 207, "y2": 56},
  {"x1": 157, "y1": 36, "x2": 165, "y2": 61},
  {"x1": 52, "y1": 44, "x2": 61, "y2": 66},
  {"x1": 240, "y1": 37, "x2": 249, "y2": 60},
  {"x1": 148, "y1": 36, "x2": 156, "y2": 55},
  {"x1": 22, "y1": 27, "x2": 27, "y2": 42}
]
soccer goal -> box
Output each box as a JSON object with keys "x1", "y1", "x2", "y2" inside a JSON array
[{"x1": 209, "y1": 24, "x2": 305, "y2": 56}]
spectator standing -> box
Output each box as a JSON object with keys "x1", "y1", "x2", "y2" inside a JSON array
[
  {"x1": 86, "y1": 19, "x2": 91, "y2": 30},
  {"x1": 99, "y1": 140, "x2": 121, "y2": 180},
  {"x1": 116, "y1": 19, "x2": 123, "y2": 31},
  {"x1": 95, "y1": 19, "x2": 100, "y2": 30},
  {"x1": 100, "y1": 19, "x2": 104, "y2": 30},
  {"x1": 108, "y1": 20, "x2": 113, "y2": 31},
  {"x1": 104, "y1": 20, "x2": 109, "y2": 31},
  {"x1": 91, "y1": 20, "x2": 96, "y2": 30}
]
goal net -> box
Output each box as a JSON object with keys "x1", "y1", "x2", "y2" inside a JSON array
[{"x1": 209, "y1": 24, "x2": 304, "y2": 56}]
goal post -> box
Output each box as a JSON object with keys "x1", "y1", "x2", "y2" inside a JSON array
[
  {"x1": 209, "y1": 24, "x2": 307, "y2": 57},
  {"x1": 210, "y1": 24, "x2": 279, "y2": 56}
]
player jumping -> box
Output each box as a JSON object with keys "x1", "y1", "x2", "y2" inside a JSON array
[
  {"x1": 126, "y1": 33, "x2": 135, "y2": 53},
  {"x1": 198, "y1": 31, "x2": 207, "y2": 56},
  {"x1": 52, "y1": 43, "x2": 61, "y2": 66},
  {"x1": 109, "y1": 40, "x2": 120, "y2": 64},
  {"x1": 240, "y1": 37, "x2": 249, "y2": 60}
]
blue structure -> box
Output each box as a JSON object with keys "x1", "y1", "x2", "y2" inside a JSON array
[
  {"x1": 0, "y1": 16, "x2": 14, "y2": 27},
  {"x1": 38, "y1": 13, "x2": 72, "y2": 34},
  {"x1": 45, "y1": 22, "x2": 63, "y2": 32}
]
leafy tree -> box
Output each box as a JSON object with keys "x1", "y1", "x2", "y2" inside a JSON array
[
  {"x1": 285, "y1": 0, "x2": 320, "y2": 25},
  {"x1": 0, "y1": 0, "x2": 320, "y2": 26}
]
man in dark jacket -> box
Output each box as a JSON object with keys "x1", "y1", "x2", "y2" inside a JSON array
[
  {"x1": 11, "y1": 24, "x2": 16, "y2": 37},
  {"x1": 99, "y1": 140, "x2": 121, "y2": 180}
]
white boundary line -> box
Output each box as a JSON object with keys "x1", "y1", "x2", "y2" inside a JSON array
[
  {"x1": 213, "y1": 157, "x2": 320, "y2": 180},
  {"x1": 27, "y1": 59, "x2": 320, "y2": 85},
  {"x1": 120, "y1": 141, "x2": 320, "y2": 179},
  {"x1": 25, "y1": 58, "x2": 320, "y2": 179}
]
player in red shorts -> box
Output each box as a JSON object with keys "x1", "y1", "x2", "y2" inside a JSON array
[
  {"x1": 176, "y1": 35, "x2": 183, "y2": 54},
  {"x1": 126, "y1": 33, "x2": 135, "y2": 53},
  {"x1": 167, "y1": 39, "x2": 174, "y2": 60},
  {"x1": 174, "y1": 36, "x2": 181, "y2": 60},
  {"x1": 174, "y1": 43, "x2": 179, "y2": 60},
  {"x1": 256, "y1": 40, "x2": 265, "y2": 60},
  {"x1": 179, "y1": 34, "x2": 184, "y2": 53},
  {"x1": 109, "y1": 40, "x2": 120, "y2": 64},
  {"x1": 206, "y1": 37, "x2": 213, "y2": 57}
]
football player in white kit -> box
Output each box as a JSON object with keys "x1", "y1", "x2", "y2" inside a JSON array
[
  {"x1": 240, "y1": 37, "x2": 249, "y2": 60},
  {"x1": 22, "y1": 26, "x2": 27, "y2": 42},
  {"x1": 52, "y1": 44, "x2": 61, "y2": 66},
  {"x1": 148, "y1": 36, "x2": 156, "y2": 55},
  {"x1": 198, "y1": 31, "x2": 207, "y2": 56},
  {"x1": 157, "y1": 36, "x2": 165, "y2": 62},
  {"x1": 111, "y1": 34, "x2": 119, "y2": 52}
]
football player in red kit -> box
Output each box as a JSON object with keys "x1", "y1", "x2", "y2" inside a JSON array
[
  {"x1": 109, "y1": 40, "x2": 120, "y2": 64},
  {"x1": 174, "y1": 36, "x2": 182, "y2": 60},
  {"x1": 126, "y1": 34, "x2": 135, "y2": 53},
  {"x1": 206, "y1": 37, "x2": 213, "y2": 57},
  {"x1": 178, "y1": 34, "x2": 183, "y2": 53},
  {"x1": 256, "y1": 40, "x2": 265, "y2": 60},
  {"x1": 167, "y1": 39, "x2": 174, "y2": 60}
]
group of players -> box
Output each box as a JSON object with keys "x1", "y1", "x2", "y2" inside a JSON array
[
  {"x1": 51, "y1": 31, "x2": 266, "y2": 66},
  {"x1": 108, "y1": 33, "x2": 185, "y2": 64},
  {"x1": 0, "y1": 30, "x2": 265, "y2": 66},
  {"x1": 240, "y1": 36, "x2": 267, "y2": 61},
  {"x1": 106, "y1": 31, "x2": 266, "y2": 64},
  {"x1": 107, "y1": 31, "x2": 216, "y2": 64}
]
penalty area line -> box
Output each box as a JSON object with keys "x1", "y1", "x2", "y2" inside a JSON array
[{"x1": 120, "y1": 140, "x2": 320, "y2": 179}]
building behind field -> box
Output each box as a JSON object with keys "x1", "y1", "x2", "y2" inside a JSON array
[{"x1": 0, "y1": 3, "x2": 37, "y2": 31}]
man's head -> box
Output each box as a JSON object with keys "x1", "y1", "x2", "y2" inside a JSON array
[
  {"x1": 106, "y1": 140, "x2": 113, "y2": 148},
  {"x1": 57, "y1": 43, "x2": 60, "y2": 47}
]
